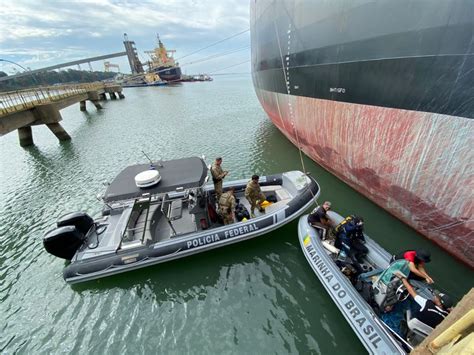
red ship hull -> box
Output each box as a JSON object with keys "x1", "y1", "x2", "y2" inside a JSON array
[{"x1": 256, "y1": 88, "x2": 474, "y2": 267}]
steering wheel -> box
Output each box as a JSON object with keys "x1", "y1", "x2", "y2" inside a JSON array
[{"x1": 396, "y1": 283, "x2": 409, "y2": 302}]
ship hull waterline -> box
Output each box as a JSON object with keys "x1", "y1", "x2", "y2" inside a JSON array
[{"x1": 255, "y1": 87, "x2": 473, "y2": 267}]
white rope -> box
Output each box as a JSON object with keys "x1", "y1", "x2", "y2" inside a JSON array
[{"x1": 273, "y1": 20, "x2": 318, "y2": 204}]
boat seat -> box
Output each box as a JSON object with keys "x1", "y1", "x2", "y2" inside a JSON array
[
  {"x1": 260, "y1": 185, "x2": 281, "y2": 192},
  {"x1": 275, "y1": 188, "x2": 291, "y2": 201},
  {"x1": 263, "y1": 199, "x2": 291, "y2": 214},
  {"x1": 167, "y1": 199, "x2": 183, "y2": 221},
  {"x1": 406, "y1": 309, "x2": 433, "y2": 338}
]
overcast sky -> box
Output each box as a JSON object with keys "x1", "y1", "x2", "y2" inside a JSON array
[{"x1": 0, "y1": 0, "x2": 251, "y2": 75}]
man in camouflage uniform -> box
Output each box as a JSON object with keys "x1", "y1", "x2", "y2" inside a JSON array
[
  {"x1": 245, "y1": 174, "x2": 266, "y2": 218},
  {"x1": 219, "y1": 188, "x2": 236, "y2": 225},
  {"x1": 211, "y1": 157, "x2": 228, "y2": 199}
]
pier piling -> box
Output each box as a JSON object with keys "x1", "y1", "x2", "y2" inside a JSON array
[
  {"x1": 46, "y1": 123, "x2": 71, "y2": 142},
  {"x1": 18, "y1": 126, "x2": 34, "y2": 147}
]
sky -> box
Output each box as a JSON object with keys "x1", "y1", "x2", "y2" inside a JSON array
[{"x1": 0, "y1": 0, "x2": 251, "y2": 75}]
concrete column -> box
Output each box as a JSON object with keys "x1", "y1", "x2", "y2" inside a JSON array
[
  {"x1": 118, "y1": 92, "x2": 125, "y2": 99},
  {"x1": 80, "y1": 100, "x2": 86, "y2": 111},
  {"x1": 18, "y1": 126, "x2": 34, "y2": 147},
  {"x1": 91, "y1": 100, "x2": 103, "y2": 110},
  {"x1": 46, "y1": 123, "x2": 71, "y2": 141},
  {"x1": 99, "y1": 93, "x2": 107, "y2": 100},
  {"x1": 109, "y1": 92, "x2": 117, "y2": 100}
]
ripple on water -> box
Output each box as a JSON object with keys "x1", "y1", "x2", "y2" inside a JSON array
[{"x1": 5, "y1": 78, "x2": 466, "y2": 354}]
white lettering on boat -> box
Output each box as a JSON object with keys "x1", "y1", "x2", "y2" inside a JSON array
[
  {"x1": 224, "y1": 223, "x2": 259, "y2": 239},
  {"x1": 305, "y1": 242, "x2": 382, "y2": 349},
  {"x1": 186, "y1": 233, "x2": 220, "y2": 249}
]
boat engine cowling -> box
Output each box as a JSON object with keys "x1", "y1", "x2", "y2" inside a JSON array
[
  {"x1": 43, "y1": 225, "x2": 86, "y2": 260},
  {"x1": 57, "y1": 212, "x2": 94, "y2": 235}
]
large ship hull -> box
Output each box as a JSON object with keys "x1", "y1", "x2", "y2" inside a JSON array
[
  {"x1": 153, "y1": 66, "x2": 182, "y2": 82},
  {"x1": 251, "y1": 0, "x2": 474, "y2": 267}
]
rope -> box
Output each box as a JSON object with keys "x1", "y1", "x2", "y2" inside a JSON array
[
  {"x1": 176, "y1": 28, "x2": 250, "y2": 61},
  {"x1": 273, "y1": 20, "x2": 318, "y2": 205}
]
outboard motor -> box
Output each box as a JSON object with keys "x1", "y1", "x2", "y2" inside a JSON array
[
  {"x1": 57, "y1": 212, "x2": 94, "y2": 234},
  {"x1": 43, "y1": 212, "x2": 94, "y2": 260},
  {"x1": 43, "y1": 225, "x2": 86, "y2": 260}
]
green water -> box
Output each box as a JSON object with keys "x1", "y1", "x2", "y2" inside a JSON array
[{"x1": 0, "y1": 77, "x2": 471, "y2": 354}]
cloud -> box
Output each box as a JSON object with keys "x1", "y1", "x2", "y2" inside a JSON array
[{"x1": 0, "y1": 0, "x2": 250, "y2": 74}]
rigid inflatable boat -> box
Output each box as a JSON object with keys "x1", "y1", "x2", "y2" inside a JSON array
[
  {"x1": 298, "y1": 211, "x2": 441, "y2": 354},
  {"x1": 44, "y1": 156, "x2": 320, "y2": 284}
]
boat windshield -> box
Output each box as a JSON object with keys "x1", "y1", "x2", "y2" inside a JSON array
[{"x1": 379, "y1": 260, "x2": 410, "y2": 285}]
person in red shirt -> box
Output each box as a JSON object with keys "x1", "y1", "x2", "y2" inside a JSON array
[{"x1": 393, "y1": 249, "x2": 434, "y2": 284}]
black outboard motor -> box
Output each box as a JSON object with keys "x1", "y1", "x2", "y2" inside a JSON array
[
  {"x1": 57, "y1": 212, "x2": 94, "y2": 234},
  {"x1": 43, "y1": 212, "x2": 94, "y2": 260},
  {"x1": 43, "y1": 226, "x2": 85, "y2": 260}
]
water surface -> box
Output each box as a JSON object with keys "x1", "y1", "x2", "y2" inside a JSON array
[{"x1": 0, "y1": 77, "x2": 471, "y2": 354}]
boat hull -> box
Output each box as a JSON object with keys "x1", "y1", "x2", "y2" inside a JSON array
[
  {"x1": 64, "y1": 173, "x2": 320, "y2": 284},
  {"x1": 153, "y1": 66, "x2": 182, "y2": 81},
  {"x1": 251, "y1": 0, "x2": 474, "y2": 267},
  {"x1": 298, "y1": 215, "x2": 406, "y2": 354}
]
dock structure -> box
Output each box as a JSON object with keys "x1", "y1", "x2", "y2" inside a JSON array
[
  {"x1": 413, "y1": 288, "x2": 474, "y2": 354},
  {"x1": 0, "y1": 82, "x2": 124, "y2": 146}
]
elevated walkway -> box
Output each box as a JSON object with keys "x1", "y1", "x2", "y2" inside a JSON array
[{"x1": 0, "y1": 82, "x2": 124, "y2": 146}]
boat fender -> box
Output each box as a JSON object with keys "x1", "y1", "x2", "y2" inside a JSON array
[
  {"x1": 43, "y1": 225, "x2": 86, "y2": 260},
  {"x1": 57, "y1": 211, "x2": 94, "y2": 235}
]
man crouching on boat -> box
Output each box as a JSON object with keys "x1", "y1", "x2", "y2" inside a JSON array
[
  {"x1": 335, "y1": 216, "x2": 368, "y2": 263},
  {"x1": 307, "y1": 201, "x2": 332, "y2": 238}
]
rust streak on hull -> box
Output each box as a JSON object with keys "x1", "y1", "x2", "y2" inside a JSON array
[{"x1": 256, "y1": 88, "x2": 474, "y2": 267}]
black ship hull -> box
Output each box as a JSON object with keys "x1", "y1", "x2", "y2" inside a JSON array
[
  {"x1": 153, "y1": 66, "x2": 182, "y2": 82},
  {"x1": 250, "y1": 0, "x2": 474, "y2": 267}
]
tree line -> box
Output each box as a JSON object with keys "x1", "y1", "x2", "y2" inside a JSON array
[{"x1": 0, "y1": 69, "x2": 116, "y2": 92}]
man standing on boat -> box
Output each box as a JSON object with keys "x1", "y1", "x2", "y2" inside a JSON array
[
  {"x1": 308, "y1": 201, "x2": 332, "y2": 238},
  {"x1": 219, "y1": 187, "x2": 236, "y2": 225},
  {"x1": 245, "y1": 175, "x2": 266, "y2": 218},
  {"x1": 211, "y1": 157, "x2": 228, "y2": 200}
]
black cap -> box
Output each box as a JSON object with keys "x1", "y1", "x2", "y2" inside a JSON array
[
  {"x1": 252, "y1": 174, "x2": 259, "y2": 180},
  {"x1": 416, "y1": 249, "x2": 431, "y2": 263},
  {"x1": 434, "y1": 290, "x2": 453, "y2": 309}
]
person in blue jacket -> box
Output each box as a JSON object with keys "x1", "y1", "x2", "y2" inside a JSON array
[{"x1": 335, "y1": 215, "x2": 368, "y2": 262}]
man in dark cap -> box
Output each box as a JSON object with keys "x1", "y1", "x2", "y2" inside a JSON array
[
  {"x1": 393, "y1": 249, "x2": 434, "y2": 284},
  {"x1": 245, "y1": 174, "x2": 266, "y2": 218},
  {"x1": 401, "y1": 277, "x2": 453, "y2": 331}
]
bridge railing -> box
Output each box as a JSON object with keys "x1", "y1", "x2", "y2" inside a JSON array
[{"x1": 0, "y1": 82, "x2": 117, "y2": 115}]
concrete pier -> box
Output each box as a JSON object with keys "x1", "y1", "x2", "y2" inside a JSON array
[
  {"x1": 0, "y1": 82, "x2": 124, "y2": 146},
  {"x1": 413, "y1": 288, "x2": 474, "y2": 354}
]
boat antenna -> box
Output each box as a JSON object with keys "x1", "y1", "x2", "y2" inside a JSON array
[{"x1": 141, "y1": 150, "x2": 162, "y2": 168}]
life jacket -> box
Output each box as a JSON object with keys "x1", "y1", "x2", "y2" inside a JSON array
[{"x1": 335, "y1": 215, "x2": 355, "y2": 235}]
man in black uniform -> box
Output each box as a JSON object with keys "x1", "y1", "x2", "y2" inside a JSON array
[
  {"x1": 401, "y1": 278, "x2": 453, "y2": 331},
  {"x1": 307, "y1": 201, "x2": 332, "y2": 238}
]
